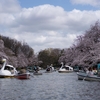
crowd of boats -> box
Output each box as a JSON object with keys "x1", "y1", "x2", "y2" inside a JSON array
[{"x1": 0, "y1": 58, "x2": 100, "y2": 81}]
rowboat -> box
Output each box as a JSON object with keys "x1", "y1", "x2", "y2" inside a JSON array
[
  {"x1": 15, "y1": 72, "x2": 30, "y2": 79},
  {"x1": 15, "y1": 68, "x2": 30, "y2": 79},
  {"x1": 33, "y1": 72, "x2": 42, "y2": 75},
  {"x1": 77, "y1": 72, "x2": 100, "y2": 81},
  {"x1": 0, "y1": 58, "x2": 17, "y2": 78}
]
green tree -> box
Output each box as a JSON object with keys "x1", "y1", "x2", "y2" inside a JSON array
[{"x1": 38, "y1": 48, "x2": 61, "y2": 68}]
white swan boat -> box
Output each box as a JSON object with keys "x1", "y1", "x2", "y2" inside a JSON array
[
  {"x1": 58, "y1": 63, "x2": 73, "y2": 73},
  {"x1": 0, "y1": 58, "x2": 17, "y2": 78}
]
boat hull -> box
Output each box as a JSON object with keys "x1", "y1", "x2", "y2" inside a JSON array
[
  {"x1": 15, "y1": 73, "x2": 30, "y2": 79},
  {"x1": 58, "y1": 70, "x2": 73, "y2": 73},
  {"x1": 0, "y1": 75, "x2": 15, "y2": 78},
  {"x1": 45, "y1": 70, "x2": 55, "y2": 73},
  {"x1": 33, "y1": 72, "x2": 42, "y2": 75},
  {"x1": 77, "y1": 72, "x2": 100, "y2": 81}
]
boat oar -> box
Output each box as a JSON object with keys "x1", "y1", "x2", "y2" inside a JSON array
[
  {"x1": 83, "y1": 77, "x2": 86, "y2": 81},
  {"x1": 30, "y1": 74, "x2": 34, "y2": 77}
]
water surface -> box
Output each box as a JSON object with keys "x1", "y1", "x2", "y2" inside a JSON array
[{"x1": 0, "y1": 71, "x2": 100, "y2": 100}]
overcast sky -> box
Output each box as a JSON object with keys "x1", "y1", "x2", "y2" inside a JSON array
[{"x1": 0, "y1": 0, "x2": 100, "y2": 53}]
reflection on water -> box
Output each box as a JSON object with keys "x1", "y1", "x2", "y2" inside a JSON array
[{"x1": 0, "y1": 71, "x2": 100, "y2": 100}]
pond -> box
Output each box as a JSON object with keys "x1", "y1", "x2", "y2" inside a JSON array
[{"x1": 0, "y1": 71, "x2": 100, "y2": 100}]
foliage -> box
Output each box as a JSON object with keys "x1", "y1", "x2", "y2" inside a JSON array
[
  {"x1": 59, "y1": 21, "x2": 100, "y2": 68},
  {"x1": 1, "y1": 36, "x2": 34, "y2": 58},
  {"x1": 38, "y1": 48, "x2": 62, "y2": 68},
  {"x1": 0, "y1": 35, "x2": 38, "y2": 67}
]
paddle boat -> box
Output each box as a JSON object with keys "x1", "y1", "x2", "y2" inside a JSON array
[
  {"x1": 45, "y1": 64, "x2": 55, "y2": 73},
  {"x1": 0, "y1": 58, "x2": 18, "y2": 78},
  {"x1": 77, "y1": 71, "x2": 100, "y2": 81},
  {"x1": 58, "y1": 62, "x2": 73, "y2": 73}
]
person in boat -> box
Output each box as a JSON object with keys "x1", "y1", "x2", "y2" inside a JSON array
[
  {"x1": 86, "y1": 67, "x2": 94, "y2": 76},
  {"x1": 92, "y1": 67, "x2": 97, "y2": 75},
  {"x1": 46, "y1": 64, "x2": 54, "y2": 72},
  {"x1": 18, "y1": 67, "x2": 27, "y2": 74},
  {"x1": 46, "y1": 65, "x2": 51, "y2": 72},
  {"x1": 50, "y1": 64, "x2": 54, "y2": 71},
  {"x1": 10, "y1": 67, "x2": 14, "y2": 74},
  {"x1": 33, "y1": 65, "x2": 39, "y2": 73},
  {"x1": 83, "y1": 67, "x2": 88, "y2": 72}
]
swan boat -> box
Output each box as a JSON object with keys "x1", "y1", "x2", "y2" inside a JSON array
[
  {"x1": 58, "y1": 63, "x2": 73, "y2": 73},
  {"x1": 0, "y1": 59, "x2": 18, "y2": 78}
]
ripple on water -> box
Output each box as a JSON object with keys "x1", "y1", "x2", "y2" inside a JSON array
[{"x1": 0, "y1": 71, "x2": 100, "y2": 100}]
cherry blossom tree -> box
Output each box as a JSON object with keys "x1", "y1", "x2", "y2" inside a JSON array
[{"x1": 59, "y1": 21, "x2": 100, "y2": 68}]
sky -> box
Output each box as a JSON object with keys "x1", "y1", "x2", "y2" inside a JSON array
[{"x1": 0, "y1": 0, "x2": 100, "y2": 53}]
